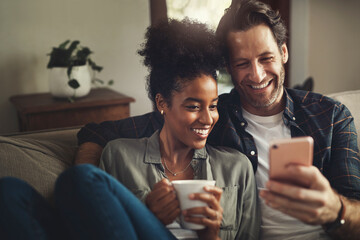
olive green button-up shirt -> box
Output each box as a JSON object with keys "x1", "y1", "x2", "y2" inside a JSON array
[{"x1": 100, "y1": 131, "x2": 260, "y2": 240}]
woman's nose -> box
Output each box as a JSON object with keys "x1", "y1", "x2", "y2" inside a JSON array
[{"x1": 199, "y1": 109, "x2": 213, "y2": 125}]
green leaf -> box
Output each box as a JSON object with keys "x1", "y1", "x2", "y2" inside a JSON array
[
  {"x1": 108, "y1": 79, "x2": 114, "y2": 85},
  {"x1": 88, "y1": 59, "x2": 103, "y2": 72},
  {"x1": 59, "y1": 40, "x2": 70, "y2": 49},
  {"x1": 68, "y1": 79, "x2": 80, "y2": 89},
  {"x1": 67, "y1": 40, "x2": 80, "y2": 53},
  {"x1": 47, "y1": 48, "x2": 71, "y2": 68}
]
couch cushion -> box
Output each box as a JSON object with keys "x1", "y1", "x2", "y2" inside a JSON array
[
  {"x1": 0, "y1": 128, "x2": 78, "y2": 201},
  {"x1": 327, "y1": 90, "x2": 360, "y2": 148}
]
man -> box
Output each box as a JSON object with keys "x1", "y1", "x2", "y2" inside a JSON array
[{"x1": 76, "y1": 0, "x2": 360, "y2": 239}]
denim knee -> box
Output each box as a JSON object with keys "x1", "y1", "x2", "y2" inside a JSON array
[
  {"x1": 0, "y1": 177, "x2": 32, "y2": 207},
  {"x1": 55, "y1": 164, "x2": 103, "y2": 198}
]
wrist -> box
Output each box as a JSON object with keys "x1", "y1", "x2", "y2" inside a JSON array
[{"x1": 323, "y1": 195, "x2": 346, "y2": 233}]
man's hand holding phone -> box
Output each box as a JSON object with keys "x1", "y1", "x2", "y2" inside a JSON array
[{"x1": 259, "y1": 136, "x2": 342, "y2": 226}]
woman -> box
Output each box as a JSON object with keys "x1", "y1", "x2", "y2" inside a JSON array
[{"x1": 0, "y1": 19, "x2": 259, "y2": 240}]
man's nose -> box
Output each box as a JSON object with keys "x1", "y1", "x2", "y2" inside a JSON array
[{"x1": 249, "y1": 62, "x2": 266, "y2": 83}]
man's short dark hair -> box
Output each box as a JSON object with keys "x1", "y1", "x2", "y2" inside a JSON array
[{"x1": 216, "y1": 0, "x2": 287, "y2": 63}]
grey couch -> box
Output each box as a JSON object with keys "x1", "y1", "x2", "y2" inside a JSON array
[{"x1": 1, "y1": 90, "x2": 359, "y2": 201}]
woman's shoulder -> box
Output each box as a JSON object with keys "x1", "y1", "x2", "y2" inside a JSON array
[
  {"x1": 105, "y1": 137, "x2": 148, "y2": 152},
  {"x1": 101, "y1": 137, "x2": 150, "y2": 171}
]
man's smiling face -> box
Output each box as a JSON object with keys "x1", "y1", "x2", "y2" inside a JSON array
[{"x1": 226, "y1": 24, "x2": 288, "y2": 116}]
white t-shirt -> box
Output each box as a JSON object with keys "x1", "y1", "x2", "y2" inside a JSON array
[{"x1": 242, "y1": 108, "x2": 330, "y2": 240}]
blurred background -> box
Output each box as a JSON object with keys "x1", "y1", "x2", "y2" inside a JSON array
[{"x1": 1, "y1": 0, "x2": 359, "y2": 134}]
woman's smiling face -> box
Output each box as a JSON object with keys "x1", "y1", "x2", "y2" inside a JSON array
[{"x1": 160, "y1": 74, "x2": 219, "y2": 150}]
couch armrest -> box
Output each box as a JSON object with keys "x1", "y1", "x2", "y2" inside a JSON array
[{"x1": 0, "y1": 127, "x2": 79, "y2": 201}]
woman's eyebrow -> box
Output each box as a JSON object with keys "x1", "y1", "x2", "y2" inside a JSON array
[{"x1": 184, "y1": 97, "x2": 219, "y2": 102}]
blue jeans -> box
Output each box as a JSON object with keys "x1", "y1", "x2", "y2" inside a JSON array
[
  {"x1": 0, "y1": 177, "x2": 68, "y2": 240},
  {"x1": 0, "y1": 165, "x2": 176, "y2": 240}
]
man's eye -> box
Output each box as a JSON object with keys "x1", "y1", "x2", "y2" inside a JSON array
[
  {"x1": 261, "y1": 57, "x2": 273, "y2": 62},
  {"x1": 236, "y1": 62, "x2": 248, "y2": 68}
]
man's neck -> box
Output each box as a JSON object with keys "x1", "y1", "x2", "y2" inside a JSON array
[{"x1": 241, "y1": 90, "x2": 286, "y2": 117}]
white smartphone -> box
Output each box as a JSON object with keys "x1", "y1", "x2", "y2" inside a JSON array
[{"x1": 269, "y1": 136, "x2": 314, "y2": 186}]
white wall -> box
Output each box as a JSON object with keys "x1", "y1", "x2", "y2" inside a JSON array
[
  {"x1": 0, "y1": 0, "x2": 152, "y2": 134},
  {"x1": 308, "y1": 0, "x2": 360, "y2": 94},
  {"x1": 289, "y1": 0, "x2": 309, "y2": 87},
  {"x1": 290, "y1": 0, "x2": 360, "y2": 94}
]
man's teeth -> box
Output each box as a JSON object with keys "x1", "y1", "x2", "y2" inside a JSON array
[
  {"x1": 192, "y1": 129, "x2": 209, "y2": 135},
  {"x1": 251, "y1": 81, "x2": 270, "y2": 89}
]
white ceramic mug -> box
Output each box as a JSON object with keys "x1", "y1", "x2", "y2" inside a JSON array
[{"x1": 172, "y1": 180, "x2": 216, "y2": 230}]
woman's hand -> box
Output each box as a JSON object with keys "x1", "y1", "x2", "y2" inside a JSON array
[
  {"x1": 145, "y1": 178, "x2": 181, "y2": 225},
  {"x1": 183, "y1": 185, "x2": 223, "y2": 240}
]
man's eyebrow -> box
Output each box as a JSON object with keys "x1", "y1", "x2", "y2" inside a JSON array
[
  {"x1": 184, "y1": 97, "x2": 219, "y2": 102},
  {"x1": 259, "y1": 51, "x2": 274, "y2": 57},
  {"x1": 233, "y1": 51, "x2": 274, "y2": 61}
]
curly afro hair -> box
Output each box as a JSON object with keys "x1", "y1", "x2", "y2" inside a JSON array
[{"x1": 138, "y1": 18, "x2": 224, "y2": 108}]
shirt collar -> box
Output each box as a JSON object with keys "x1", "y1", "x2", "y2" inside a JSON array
[
  {"x1": 225, "y1": 87, "x2": 296, "y2": 122},
  {"x1": 283, "y1": 88, "x2": 296, "y2": 121},
  {"x1": 144, "y1": 130, "x2": 208, "y2": 164}
]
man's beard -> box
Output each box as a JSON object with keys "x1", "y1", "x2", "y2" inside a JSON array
[{"x1": 236, "y1": 66, "x2": 285, "y2": 109}]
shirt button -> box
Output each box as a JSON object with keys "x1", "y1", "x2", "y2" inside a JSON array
[
  {"x1": 240, "y1": 122, "x2": 245, "y2": 127},
  {"x1": 292, "y1": 117, "x2": 296, "y2": 121},
  {"x1": 250, "y1": 151, "x2": 255, "y2": 156}
]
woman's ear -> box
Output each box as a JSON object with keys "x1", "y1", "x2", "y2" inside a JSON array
[{"x1": 155, "y1": 93, "x2": 166, "y2": 114}]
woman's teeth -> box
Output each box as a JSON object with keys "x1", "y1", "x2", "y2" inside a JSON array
[{"x1": 192, "y1": 129, "x2": 209, "y2": 135}]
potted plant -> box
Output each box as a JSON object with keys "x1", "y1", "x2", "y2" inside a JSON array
[{"x1": 47, "y1": 40, "x2": 112, "y2": 101}]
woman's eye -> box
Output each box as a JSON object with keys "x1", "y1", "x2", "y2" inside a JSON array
[
  {"x1": 186, "y1": 105, "x2": 200, "y2": 111},
  {"x1": 209, "y1": 105, "x2": 218, "y2": 111}
]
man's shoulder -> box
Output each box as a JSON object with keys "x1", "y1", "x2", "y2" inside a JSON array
[
  {"x1": 286, "y1": 88, "x2": 338, "y2": 106},
  {"x1": 119, "y1": 111, "x2": 163, "y2": 126},
  {"x1": 218, "y1": 89, "x2": 237, "y2": 106}
]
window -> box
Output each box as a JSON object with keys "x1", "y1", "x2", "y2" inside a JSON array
[
  {"x1": 166, "y1": 0, "x2": 231, "y2": 30},
  {"x1": 166, "y1": 0, "x2": 233, "y2": 94}
]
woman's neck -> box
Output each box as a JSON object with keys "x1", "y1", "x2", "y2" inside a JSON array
[
  {"x1": 159, "y1": 127, "x2": 194, "y2": 180},
  {"x1": 159, "y1": 127, "x2": 193, "y2": 164}
]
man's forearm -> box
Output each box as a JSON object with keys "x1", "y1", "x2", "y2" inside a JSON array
[
  {"x1": 329, "y1": 196, "x2": 360, "y2": 240},
  {"x1": 74, "y1": 142, "x2": 103, "y2": 166}
]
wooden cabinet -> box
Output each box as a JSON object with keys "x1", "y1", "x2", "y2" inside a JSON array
[{"x1": 10, "y1": 88, "x2": 135, "y2": 131}]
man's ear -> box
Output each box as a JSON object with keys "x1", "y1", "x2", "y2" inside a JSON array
[
  {"x1": 155, "y1": 93, "x2": 167, "y2": 113},
  {"x1": 225, "y1": 64, "x2": 231, "y2": 74},
  {"x1": 281, "y1": 43, "x2": 289, "y2": 64}
]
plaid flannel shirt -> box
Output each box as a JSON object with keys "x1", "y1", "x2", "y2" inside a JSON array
[{"x1": 77, "y1": 88, "x2": 360, "y2": 200}]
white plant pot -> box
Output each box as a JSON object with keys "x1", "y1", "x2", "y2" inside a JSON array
[{"x1": 49, "y1": 65, "x2": 91, "y2": 98}]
